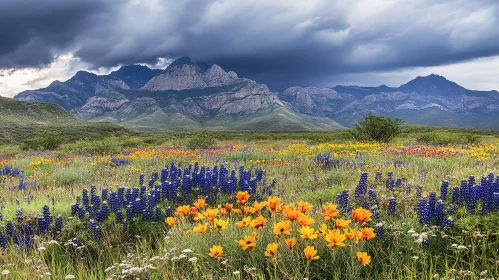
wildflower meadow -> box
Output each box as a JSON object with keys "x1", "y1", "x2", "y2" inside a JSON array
[{"x1": 0, "y1": 137, "x2": 498, "y2": 279}]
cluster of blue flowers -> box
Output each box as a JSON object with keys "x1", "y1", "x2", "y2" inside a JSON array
[
  {"x1": 0, "y1": 164, "x2": 22, "y2": 177},
  {"x1": 0, "y1": 204, "x2": 62, "y2": 250},
  {"x1": 70, "y1": 162, "x2": 268, "y2": 239},
  {"x1": 417, "y1": 173, "x2": 499, "y2": 229},
  {"x1": 110, "y1": 158, "x2": 130, "y2": 166}
]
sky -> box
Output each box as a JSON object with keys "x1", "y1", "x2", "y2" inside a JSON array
[{"x1": 1, "y1": 0, "x2": 499, "y2": 97}]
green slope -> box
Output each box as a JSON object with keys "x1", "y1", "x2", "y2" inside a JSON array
[{"x1": 0, "y1": 97, "x2": 130, "y2": 142}]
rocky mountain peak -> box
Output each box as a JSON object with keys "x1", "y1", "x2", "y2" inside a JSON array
[
  {"x1": 399, "y1": 74, "x2": 467, "y2": 96},
  {"x1": 203, "y1": 64, "x2": 238, "y2": 87},
  {"x1": 166, "y1": 56, "x2": 196, "y2": 70}
]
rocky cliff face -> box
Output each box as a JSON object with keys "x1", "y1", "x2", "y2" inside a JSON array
[{"x1": 15, "y1": 56, "x2": 342, "y2": 131}]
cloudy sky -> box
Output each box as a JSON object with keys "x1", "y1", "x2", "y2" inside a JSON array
[{"x1": 1, "y1": 0, "x2": 499, "y2": 97}]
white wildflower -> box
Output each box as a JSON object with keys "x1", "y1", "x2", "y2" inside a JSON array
[
  {"x1": 149, "y1": 256, "x2": 160, "y2": 262},
  {"x1": 233, "y1": 271, "x2": 240, "y2": 275},
  {"x1": 407, "y1": 229, "x2": 416, "y2": 234},
  {"x1": 2, "y1": 270, "x2": 10, "y2": 275},
  {"x1": 65, "y1": 275, "x2": 76, "y2": 279},
  {"x1": 412, "y1": 256, "x2": 419, "y2": 260},
  {"x1": 38, "y1": 247, "x2": 47, "y2": 251},
  {"x1": 104, "y1": 265, "x2": 116, "y2": 273},
  {"x1": 188, "y1": 257, "x2": 197, "y2": 263},
  {"x1": 457, "y1": 245, "x2": 467, "y2": 250},
  {"x1": 178, "y1": 254, "x2": 187, "y2": 259},
  {"x1": 182, "y1": 249, "x2": 193, "y2": 253},
  {"x1": 433, "y1": 273, "x2": 439, "y2": 278},
  {"x1": 480, "y1": 270, "x2": 487, "y2": 276}
]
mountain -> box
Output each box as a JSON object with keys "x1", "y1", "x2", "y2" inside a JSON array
[
  {"x1": 0, "y1": 96, "x2": 129, "y2": 142},
  {"x1": 15, "y1": 57, "x2": 343, "y2": 131},
  {"x1": 280, "y1": 74, "x2": 499, "y2": 129}
]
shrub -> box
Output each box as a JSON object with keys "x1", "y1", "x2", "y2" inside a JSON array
[
  {"x1": 354, "y1": 113, "x2": 404, "y2": 143},
  {"x1": 22, "y1": 132, "x2": 67, "y2": 151},
  {"x1": 186, "y1": 131, "x2": 215, "y2": 150},
  {"x1": 62, "y1": 137, "x2": 122, "y2": 155}
]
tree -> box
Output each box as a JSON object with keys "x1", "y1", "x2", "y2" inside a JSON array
[{"x1": 354, "y1": 113, "x2": 404, "y2": 142}]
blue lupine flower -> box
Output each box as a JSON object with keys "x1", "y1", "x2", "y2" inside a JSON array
[
  {"x1": 435, "y1": 200, "x2": 445, "y2": 228},
  {"x1": 387, "y1": 197, "x2": 396, "y2": 216},
  {"x1": 6, "y1": 221, "x2": 13, "y2": 237},
  {"x1": 440, "y1": 180, "x2": 449, "y2": 201},
  {"x1": 376, "y1": 223, "x2": 384, "y2": 239},
  {"x1": 428, "y1": 192, "x2": 436, "y2": 219},
  {"x1": 444, "y1": 217, "x2": 454, "y2": 228},
  {"x1": 418, "y1": 198, "x2": 430, "y2": 226},
  {"x1": 16, "y1": 207, "x2": 23, "y2": 222},
  {"x1": 422, "y1": 235, "x2": 429, "y2": 250},
  {"x1": 416, "y1": 186, "x2": 423, "y2": 197},
  {"x1": 55, "y1": 215, "x2": 63, "y2": 234}
]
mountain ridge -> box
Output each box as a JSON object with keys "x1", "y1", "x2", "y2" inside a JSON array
[
  {"x1": 14, "y1": 57, "x2": 344, "y2": 131},
  {"x1": 13, "y1": 57, "x2": 499, "y2": 130}
]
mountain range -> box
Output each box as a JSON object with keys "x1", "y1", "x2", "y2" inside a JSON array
[{"x1": 13, "y1": 56, "x2": 499, "y2": 131}]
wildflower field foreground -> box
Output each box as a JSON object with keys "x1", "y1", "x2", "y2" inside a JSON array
[{"x1": 1, "y1": 138, "x2": 499, "y2": 279}]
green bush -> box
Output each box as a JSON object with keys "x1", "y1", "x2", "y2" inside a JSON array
[
  {"x1": 354, "y1": 113, "x2": 404, "y2": 143},
  {"x1": 62, "y1": 137, "x2": 123, "y2": 155},
  {"x1": 21, "y1": 131, "x2": 67, "y2": 151},
  {"x1": 186, "y1": 131, "x2": 215, "y2": 150}
]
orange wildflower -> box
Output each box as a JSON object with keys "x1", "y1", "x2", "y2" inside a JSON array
[
  {"x1": 273, "y1": 220, "x2": 291, "y2": 235},
  {"x1": 267, "y1": 196, "x2": 281, "y2": 214},
  {"x1": 238, "y1": 231, "x2": 257, "y2": 250},
  {"x1": 304, "y1": 246, "x2": 320, "y2": 260},
  {"x1": 250, "y1": 215, "x2": 268, "y2": 229},
  {"x1": 320, "y1": 204, "x2": 340, "y2": 221},
  {"x1": 252, "y1": 200, "x2": 266, "y2": 214},
  {"x1": 203, "y1": 208, "x2": 219, "y2": 222},
  {"x1": 237, "y1": 191, "x2": 250, "y2": 205},
  {"x1": 352, "y1": 207, "x2": 372, "y2": 223},
  {"x1": 357, "y1": 252, "x2": 371, "y2": 266},
  {"x1": 299, "y1": 226, "x2": 318, "y2": 240},
  {"x1": 285, "y1": 237, "x2": 296, "y2": 249},
  {"x1": 209, "y1": 245, "x2": 223, "y2": 259},
  {"x1": 361, "y1": 227, "x2": 376, "y2": 240},
  {"x1": 283, "y1": 207, "x2": 301, "y2": 221},
  {"x1": 176, "y1": 205, "x2": 190, "y2": 216},
  {"x1": 345, "y1": 228, "x2": 356, "y2": 240},
  {"x1": 334, "y1": 218, "x2": 351, "y2": 229},
  {"x1": 236, "y1": 216, "x2": 252, "y2": 228},
  {"x1": 165, "y1": 217, "x2": 176, "y2": 226},
  {"x1": 193, "y1": 198, "x2": 207, "y2": 209},
  {"x1": 297, "y1": 200, "x2": 313, "y2": 213},
  {"x1": 193, "y1": 222, "x2": 208, "y2": 234},
  {"x1": 297, "y1": 213, "x2": 315, "y2": 227},
  {"x1": 265, "y1": 243, "x2": 278, "y2": 257},
  {"x1": 324, "y1": 229, "x2": 347, "y2": 247}
]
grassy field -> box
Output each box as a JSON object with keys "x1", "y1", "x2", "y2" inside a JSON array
[{"x1": 0, "y1": 134, "x2": 498, "y2": 279}]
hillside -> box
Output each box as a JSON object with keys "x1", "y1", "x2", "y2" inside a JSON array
[{"x1": 0, "y1": 97, "x2": 130, "y2": 142}]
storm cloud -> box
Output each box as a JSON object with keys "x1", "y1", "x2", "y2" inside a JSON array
[{"x1": 1, "y1": 0, "x2": 499, "y2": 87}]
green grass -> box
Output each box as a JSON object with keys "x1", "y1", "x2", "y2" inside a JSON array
[{"x1": 0, "y1": 135, "x2": 499, "y2": 279}]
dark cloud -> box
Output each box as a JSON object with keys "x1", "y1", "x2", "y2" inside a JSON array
[
  {"x1": 1, "y1": 0, "x2": 499, "y2": 87},
  {"x1": 0, "y1": 0, "x2": 112, "y2": 68}
]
